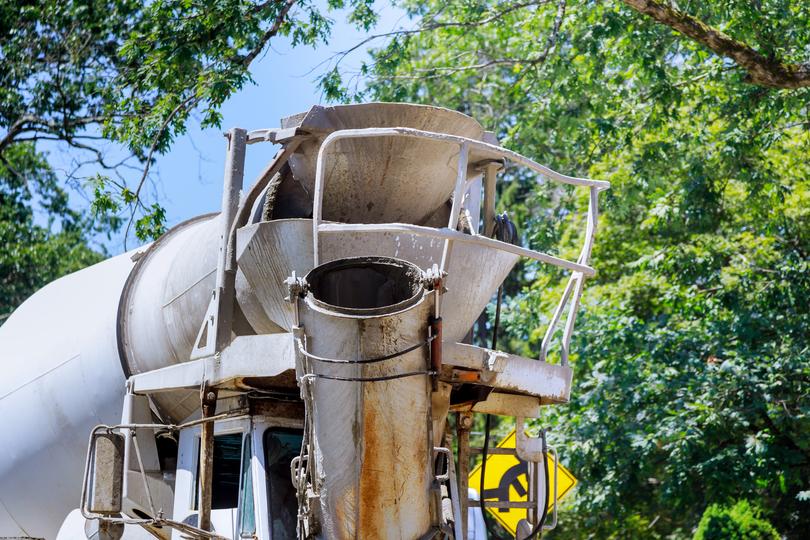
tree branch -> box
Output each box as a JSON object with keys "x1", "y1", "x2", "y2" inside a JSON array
[
  {"x1": 384, "y1": 0, "x2": 564, "y2": 80},
  {"x1": 123, "y1": 94, "x2": 199, "y2": 248},
  {"x1": 319, "y1": 0, "x2": 550, "y2": 77},
  {"x1": 621, "y1": 0, "x2": 810, "y2": 89},
  {"x1": 0, "y1": 152, "x2": 26, "y2": 186},
  {"x1": 0, "y1": 113, "x2": 121, "y2": 155},
  {"x1": 239, "y1": 0, "x2": 296, "y2": 67}
]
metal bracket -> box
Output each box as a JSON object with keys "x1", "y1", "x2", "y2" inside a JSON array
[
  {"x1": 515, "y1": 416, "x2": 545, "y2": 462},
  {"x1": 284, "y1": 271, "x2": 309, "y2": 302},
  {"x1": 191, "y1": 128, "x2": 247, "y2": 360},
  {"x1": 422, "y1": 264, "x2": 448, "y2": 293},
  {"x1": 434, "y1": 447, "x2": 452, "y2": 482},
  {"x1": 246, "y1": 126, "x2": 308, "y2": 145},
  {"x1": 513, "y1": 417, "x2": 559, "y2": 531},
  {"x1": 81, "y1": 423, "x2": 228, "y2": 539}
]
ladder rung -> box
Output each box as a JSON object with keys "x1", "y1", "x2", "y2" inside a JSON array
[
  {"x1": 469, "y1": 500, "x2": 535, "y2": 509},
  {"x1": 469, "y1": 447, "x2": 516, "y2": 455}
]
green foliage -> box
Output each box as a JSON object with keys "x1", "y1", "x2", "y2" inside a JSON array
[
  {"x1": 0, "y1": 144, "x2": 103, "y2": 322},
  {"x1": 0, "y1": 0, "x2": 380, "y2": 313},
  {"x1": 364, "y1": 1, "x2": 810, "y2": 538},
  {"x1": 1, "y1": 0, "x2": 377, "y2": 240},
  {"x1": 694, "y1": 501, "x2": 780, "y2": 540},
  {"x1": 2, "y1": 0, "x2": 378, "y2": 154}
]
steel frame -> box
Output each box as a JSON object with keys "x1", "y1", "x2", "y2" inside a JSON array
[{"x1": 193, "y1": 122, "x2": 608, "y2": 367}]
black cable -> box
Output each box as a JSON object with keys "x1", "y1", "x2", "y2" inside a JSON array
[
  {"x1": 479, "y1": 212, "x2": 519, "y2": 539},
  {"x1": 305, "y1": 370, "x2": 436, "y2": 382},
  {"x1": 492, "y1": 212, "x2": 551, "y2": 539},
  {"x1": 481, "y1": 273, "x2": 504, "y2": 539},
  {"x1": 479, "y1": 412, "x2": 494, "y2": 537},
  {"x1": 297, "y1": 335, "x2": 436, "y2": 364}
]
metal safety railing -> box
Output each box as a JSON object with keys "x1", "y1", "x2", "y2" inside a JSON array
[
  {"x1": 309, "y1": 127, "x2": 609, "y2": 366},
  {"x1": 80, "y1": 411, "x2": 248, "y2": 540}
]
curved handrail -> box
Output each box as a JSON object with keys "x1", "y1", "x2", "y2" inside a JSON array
[
  {"x1": 317, "y1": 222, "x2": 596, "y2": 277},
  {"x1": 311, "y1": 127, "x2": 609, "y2": 264},
  {"x1": 312, "y1": 127, "x2": 610, "y2": 192},
  {"x1": 310, "y1": 126, "x2": 609, "y2": 366}
]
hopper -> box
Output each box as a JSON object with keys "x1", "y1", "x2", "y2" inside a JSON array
[
  {"x1": 235, "y1": 219, "x2": 518, "y2": 342},
  {"x1": 281, "y1": 103, "x2": 485, "y2": 224}
]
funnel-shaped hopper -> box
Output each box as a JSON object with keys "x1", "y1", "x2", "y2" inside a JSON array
[
  {"x1": 282, "y1": 103, "x2": 484, "y2": 224},
  {"x1": 236, "y1": 219, "x2": 518, "y2": 341}
]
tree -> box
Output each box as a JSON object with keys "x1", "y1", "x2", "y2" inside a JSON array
[
  {"x1": 693, "y1": 500, "x2": 780, "y2": 540},
  {"x1": 0, "y1": 143, "x2": 103, "y2": 322},
  {"x1": 363, "y1": 1, "x2": 810, "y2": 538},
  {"x1": 620, "y1": 0, "x2": 810, "y2": 89},
  {"x1": 325, "y1": 1, "x2": 810, "y2": 95},
  {"x1": 1, "y1": 0, "x2": 377, "y2": 317},
  {"x1": 1, "y1": 0, "x2": 377, "y2": 241}
]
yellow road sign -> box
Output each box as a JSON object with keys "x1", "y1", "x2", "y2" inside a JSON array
[{"x1": 468, "y1": 429, "x2": 577, "y2": 535}]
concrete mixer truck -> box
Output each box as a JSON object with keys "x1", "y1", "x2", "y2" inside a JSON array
[{"x1": 0, "y1": 103, "x2": 609, "y2": 540}]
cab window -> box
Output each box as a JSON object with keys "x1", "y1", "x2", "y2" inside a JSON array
[
  {"x1": 194, "y1": 432, "x2": 242, "y2": 510},
  {"x1": 263, "y1": 428, "x2": 303, "y2": 538},
  {"x1": 238, "y1": 434, "x2": 256, "y2": 537}
]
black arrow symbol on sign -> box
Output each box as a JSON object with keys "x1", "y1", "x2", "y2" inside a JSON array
[{"x1": 481, "y1": 461, "x2": 529, "y2": 513}]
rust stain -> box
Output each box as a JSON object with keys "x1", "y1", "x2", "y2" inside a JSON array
[
  {"x1": 357, "y1": 385, "x2": 428, "y2": 538},
  {"x1": 452, "y1": 369, "x2": 480, "y2": 382},
  {"x1": 358, "y1": 404, "x2": 386, "y2": 536},
  {"x1": 334, "y1": 496, "x2": 350, "y2": 538}
]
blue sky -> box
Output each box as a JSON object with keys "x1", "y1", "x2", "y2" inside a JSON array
[{"x1": 48, "y1": 2, "x2": 408, "y2": 254}]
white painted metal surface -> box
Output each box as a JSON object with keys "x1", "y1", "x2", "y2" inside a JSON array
[
  {"x1": 0, "y1": 102, "x2": 608, "y2": 538},
  {"x1": 0, "y1": 252, "x2": 137, "y2": 539},
  {"x1": 308, "y1": 126, "x2": 610, "y2": 192},
  {"x1": 296, "y1": 261, "x2": 435, "y2": 539},
  {"x1": 309, "y1": 125, "x2": 606, "y2": 360},
  {"x1": 441, "y1": 343, "x2": 573, "y2": 403},
  {"x1": 128, "y1": 334, "x2": 296, "y2": 395},
  {"x1": 119, "y1": 212, "x2": 278, "y2": 421},
  {"x1": 236, "y1": 219, "x2": 518, "y2": 342},
  {"x1": 0, "y1": 214, "x2": 238, "y2": 536},
  {"x1": 172, "y1": 417, "x2": 249, "y2": 539},
  {"x1": 118, "y1": 214, "x2": 222, "y2": 421},
  {"x1": 57, "y1": 508, "x2": 157, "y2": 539}
]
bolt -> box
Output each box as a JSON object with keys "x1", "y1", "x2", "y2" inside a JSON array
[{"x1": 206, "y1": 391, "x2": 216, "y2": 402}]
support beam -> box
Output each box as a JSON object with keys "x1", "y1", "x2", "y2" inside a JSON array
[
  {"x1": 456, "y1": 412, "x2": 473, "y2": 540},
  {"x1": 483, "y1": 162, "x2": 499, "y2": 238},
  {"x1": 198, "y1": 388, "x2": 218, "y2": 532}
]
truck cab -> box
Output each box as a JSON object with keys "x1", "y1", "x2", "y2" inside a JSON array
[{"x1": 172, "y1": 406, "x2": 302, "y2": 539}]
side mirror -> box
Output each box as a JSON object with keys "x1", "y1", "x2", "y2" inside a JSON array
[{"x1": 88, "y1": 431, "x2": 125, "y2": 514}]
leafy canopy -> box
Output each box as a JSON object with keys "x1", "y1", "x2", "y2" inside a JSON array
[
  {"x1": 0, "y1": 0, "x2": 376, "y2": 318},
  {"x1": 0, "y1": 144, "x2": 103, "y2": 321},
  {"x1": 1, "y1": 0, "x2": 377, "y2": 241}
]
